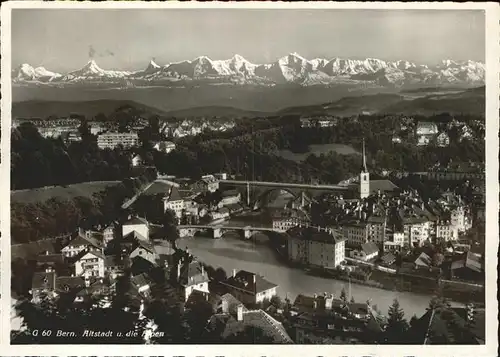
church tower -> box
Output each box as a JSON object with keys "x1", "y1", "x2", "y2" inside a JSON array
[{"x1": 359, "y1": 138, "x2": 370, "y2": 199}]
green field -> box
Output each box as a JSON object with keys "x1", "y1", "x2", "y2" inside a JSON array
[
  {"x1": 11, "y1": 180, "x2": 120, "y2": 204},
  {"x1": 277, "y1": 143, "x2": 360, "y2": 163}
]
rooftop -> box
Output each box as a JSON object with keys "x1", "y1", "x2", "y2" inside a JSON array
[
  {"x1": 179, "y1": 260, "x2": 209, "y2": 287},
  {"x1": 222, "y1": 270, "x2": 277, "y2": 295},
  {"x1": 287, "y1": 226, "x2": 345, "y2": 245},
  {"x1": 123, "y1": 216, "x2": 149, "y2": 226}
]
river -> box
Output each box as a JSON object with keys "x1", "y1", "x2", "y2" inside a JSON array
[{"x1": 176, "y1": 234, "x2": 441, "y2": 318}]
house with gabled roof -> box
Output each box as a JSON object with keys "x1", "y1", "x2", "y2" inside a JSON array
[
  {"x1": 207, "y1": 293, "x2": 293, "y2": 344},
  {"x1": 74, "y1": 250, "x2": 106, "y2": 278},
  {"x1": 220, "y1": 270, "x2": 278, "y2": 306},
  {"x1": 291, "y1": 293, "x2": 383, "y2": 344},
  {"x1": 131, "y1": 273, "x2": 153, "y2": 298},
  {"x1": 61, "y1": 229, "x2": 105, "y2": 258},
  {"x1": 153, "y1": 140, "x2": 176, "y2": 153},
  {"x1": 55, "y1": 276, "x2": 85, "y2": 295},
  {"x1": 129, "y1": 237, "x2": 157, "y2": 266},
  {"x1": 122, "y1": 216, "x2": 149, "y2": 241},
  {"x1": 176, "y1": 258, "x2": 210, "y2": 302},
  {"x1": 163, "y1": 186, "x2": 185, "y2": 219},
  {"x1": 349, "y1": 242, "x2": 379, "y2": 261}
]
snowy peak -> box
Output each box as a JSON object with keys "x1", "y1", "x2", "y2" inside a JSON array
[
  {"x1": 147, "y1": 59, "x2": 161, "y2": 70},
  {"x1": 13, "y1": 53, "x2": 485, "y2": 87},
  {"x1": 13, "y1": 63, "x2": 61, "y2": 81}
]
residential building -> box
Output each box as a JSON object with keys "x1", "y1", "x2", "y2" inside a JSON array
[
  {"x1": 122, "y1": 216, "x2": 149, "y2": 241},
  {"x1": 61, "y1": 229, "x2": 105, "y2": 258},
  {"x1": 153, "y1": 140, "x2": 176, "y2": 153},
  {"x1": 97, "y1": 132, "x2": 139, "y2": 149},
  {"x1": 342, "y1": 223, "x2": 369, "y2": 247},
  {"x1": 272, "y1": 209, "x2": 310, "y2": 233},
  {"x1": 163, "y1": 186, "x2": 185, "y2": 219},
  {"x1": 104, "y1": 255, "x2": 130, "y2": 278},
  {"x1": 416, "y1": 122, "x2": 438, "y2": 136},
  {"x1": 349, "y1": 242, "x2": 379, "y2": 261},
  {"x1": 380, "y1": 252, "x2": 396, "y2": 266},
  {"x1": 436, "y1": 220, "x2": 459, "y2": 242},
  {"x1": 402, "y1": 217, "x2": 431, "y2": 247},
  {"x1": 66, "y1": 131, "x2": 82, "y2": 143},
  {"x1": 287, "y1": 226, "x2": 346, "y2": 269},
  {"x1": 176, "y1": 259, "x2": 210, "y2": 302},
  {"x1": 131, "y1": 273, "x2": 153, "y2": 299},
  {"x1": 220, "y1": 270, "x2": 278, "y2": 305},
  {"x1": 207, "y1": 293, "x2": 293, "y2": 343},
  {"x1": 74, "y1": 250, "x2": 106, "y2": 278},
  {"x1": 209, "y1": 207, "x2": 230, "y2": 222},
  {"x1": 129, "y1": 239, "x2": 157, "y2": 266},
  {"x1": 102, "y1": 223, "x2": 116, "y2": 245},
  {"x1": 173, "y1": 127, "x2": 187, "y2": 138},
  {"x1": 414, "y1": 252, "x2": 432, "y2": 269},
  {"x1": 219, "y1": 189, "x2": 241, "y2": 207},
  {"x1": 193, "y1": 175, "x2": 220, "y2": 193},
  {"x1": 383, "y1": 231, "x2": 405, "y2": 252},
  {"x1": 450, "y1": 206, "x2": 472, "y2": 233},
  {"x1": 367, "y1": 216, "x2": 387, "y2": 244},
  {"x1": 132, "y1": 154, "x2": 143, "y2": 167},
  {"x1": 450, "y1": 251, "x2": 484, "y2": 281},
  {"x1": 291, "y1": 293, "x2": 383, "y2": 344},
  {"x1": 436, "y1": 132, "x2": 450, "y2": 147}
]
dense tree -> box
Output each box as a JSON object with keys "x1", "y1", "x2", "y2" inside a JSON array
[
  {"x1": 161, "y1": 209, "x2": 180, "y2": 246},
  {"x1": 385, "y1": 299, "x2": 409, "y2": 343}
]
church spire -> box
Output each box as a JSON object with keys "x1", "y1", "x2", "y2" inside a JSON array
[{"x1": 362, "y1": 138, "x2": 368, "y2": 173}]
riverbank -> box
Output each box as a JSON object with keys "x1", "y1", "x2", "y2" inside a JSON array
[{"x1": 176, "y1": 235, "x2": 457, "y2": 317}]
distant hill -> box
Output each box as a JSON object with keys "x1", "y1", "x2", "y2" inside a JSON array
[
  {"x1": 162, "y1": 105, "x2": 272, "y2": 119},
  {"x1": 12, "y1": 99, "x2": 168, "y2": 120},
  {"x1": 280, "y1": 93, "x2": 404, "y2": 116},
  {"x1": 279, "y1": 86, "x2": 485, "y2": 117},
  {"x1": 381, "y1": 86, "x2": 485, "y2": 115}
]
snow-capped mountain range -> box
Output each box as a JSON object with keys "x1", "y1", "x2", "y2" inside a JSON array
[{"x1": 13, "y1": 53, "x2": 485, "y2": 87}]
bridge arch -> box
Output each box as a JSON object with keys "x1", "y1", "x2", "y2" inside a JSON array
[{"x1": 254, "y1": 187, "x2": 302, "y2": 209}]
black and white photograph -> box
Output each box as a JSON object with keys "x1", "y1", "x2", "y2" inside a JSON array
[{"x1": 2, "y1": 1, "x2": 498, "y2": 353}]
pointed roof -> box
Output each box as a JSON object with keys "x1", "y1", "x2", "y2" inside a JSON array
[
  {"x1": 361, "y1": 138, "x2": 368, "y2": 173},
  {"x1": 123, "y1": 216, "x2": 149, "y2": 226}
]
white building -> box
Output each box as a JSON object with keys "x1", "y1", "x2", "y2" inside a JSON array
[
  {"x1": 436, "y1": 220, "x2": 459, "y2": 242},
  {"x1": 402, "y1": 217, "x2": 431, "y2": 247},
  {"x1": 177, "y1": 260, "x2": 210, "y2": 302},
  {"x1": 287, "y1": 227, "x2": 346, "y2": 269},
  {"x1": 154, "y1": 141, "x2": 176, "y2": 153},
  {"x1": 122, "y1": 216, "x2": 150, "y2": 241},
  {"x1": 163, "y1": 186, "x2": 185, "y2": 219},
  {"x1": 436, "y1": 132, "x2": 450, "y2": 147},
  {"x1": 61, "y1": 229, "x2": 104, "y2": 258},
  {"x1": 74, "y1": 251, "x2": 106, "y2": 278},
  {"x1": 221, "y1": 270, "x2": 278, "y2": 305},
  {"x1": 451, "y1": 206, "x2": 472, "y2": 233},
  {"x1": 97, "y1": 132, "x2": 139, "y2": 149}
]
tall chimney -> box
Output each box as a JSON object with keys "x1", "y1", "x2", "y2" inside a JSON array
[
  {"x1": 253, "y1": 274, "x2": 256, "y2": 284},
  {"x1": 233, "y1": 269, "x2": 236, "y2": 278}
]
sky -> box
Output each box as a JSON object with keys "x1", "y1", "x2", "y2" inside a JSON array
[{"x1": 11, "y1": 9, "x2": 485, "y2": 72}]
